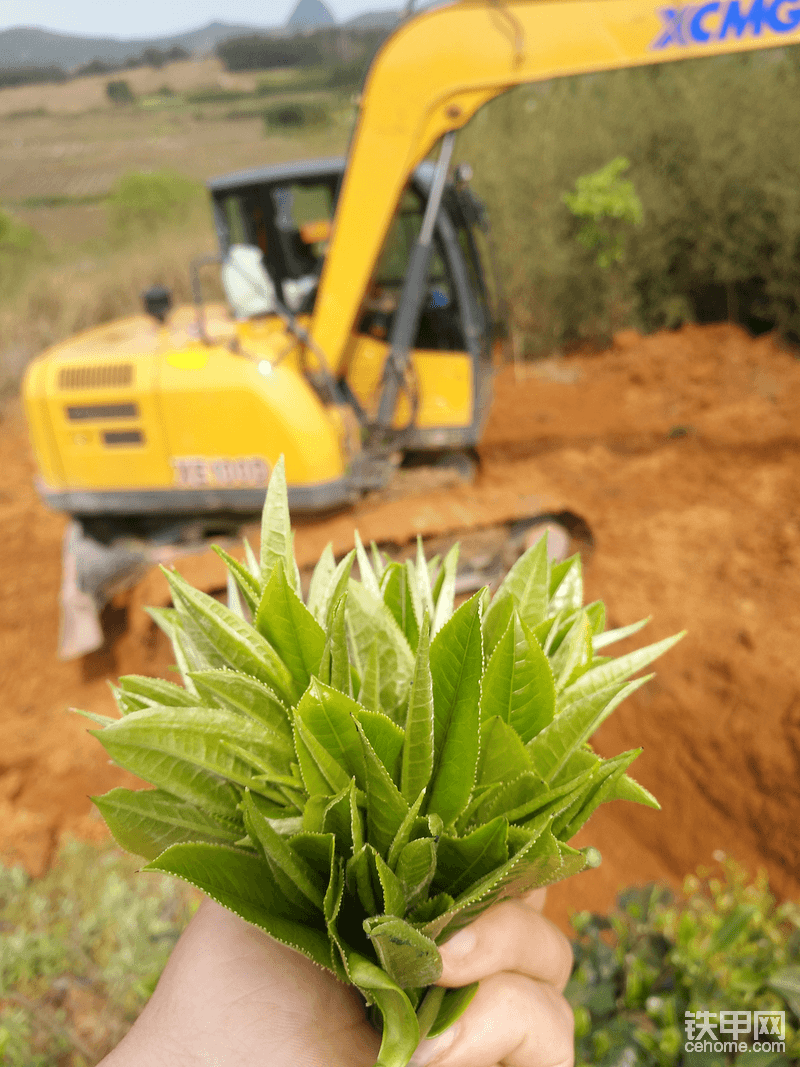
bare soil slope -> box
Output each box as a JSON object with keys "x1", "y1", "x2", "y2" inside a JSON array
[{"x1": 2, "y1": 323, "x2": 798, "y2": 929}]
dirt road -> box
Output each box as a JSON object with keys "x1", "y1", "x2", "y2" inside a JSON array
[{"x1": 2, "y1": 322, "x2": 798, "y2": 929}]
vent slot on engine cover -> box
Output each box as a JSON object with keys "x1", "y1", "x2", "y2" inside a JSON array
[{"x1": 58, "y1": 364, "x2": 134, "y2": 390}]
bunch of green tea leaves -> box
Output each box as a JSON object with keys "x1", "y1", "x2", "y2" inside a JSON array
[
  {"x1": 568, "y1": 856, "x2": 800, "y2": 1067},
  {"x1": 82, "y1": 458, "x2": 681, "y2": 1067}
]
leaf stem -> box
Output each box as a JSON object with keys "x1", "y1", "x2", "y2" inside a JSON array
[{"x1": 415, "y1": 985, "x2": 446, "y2": 1042}]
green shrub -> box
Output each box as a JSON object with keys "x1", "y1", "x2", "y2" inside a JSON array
[
  {"x1": 567, "y1": 856, "x2": 800, "y2": 1067},
  {"x1": 457, "y1": 49, "x2": 800, "y2": 352},
  {"x1": 106, "y1": 79, "x2": 135, "y2": 105},
  {"x1": 0, "y1": 210, "x2": 45, "y2": 292},
  {"x1": 186, "y1": 86, "x2": 253, "y2": 104},
  {"x1": 0, "y1": 839, "x2": 197, "y2": 1066},
  {"x1": 106, "y1": 169, "x2": 204, "y2": 242},
  {"x1": 262, "y1": 99, "x2": 329, "y2": 132}
]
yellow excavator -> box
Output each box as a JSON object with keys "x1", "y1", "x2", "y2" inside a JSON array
[{"x1": 23, "y1": 0, "x2": 800, "y2": 654}]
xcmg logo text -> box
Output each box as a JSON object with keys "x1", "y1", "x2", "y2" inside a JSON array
[{"x1": 653, "y1": 0, "x2": 800, "y2": 49}]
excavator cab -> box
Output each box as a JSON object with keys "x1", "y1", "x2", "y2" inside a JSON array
[{"x1": 208, "y1": 157, "x2": 498, "y2": 452}]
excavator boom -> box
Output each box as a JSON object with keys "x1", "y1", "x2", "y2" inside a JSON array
[{"x1": 312, "y1": 0, "x2": 800, "y2": 376}]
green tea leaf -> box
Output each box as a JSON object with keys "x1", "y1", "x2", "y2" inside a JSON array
[
  {"x1": 528, "y1": 676, "x2": 651, "y2": 782},
  {"x1": 320, "y1": 549, "x2": 356, "y2": 627},
  {"x1": 382, "y1": 562, "x2": 420, "y2": 650},
  {"x1": 401, "y1": 614, "x2": 434, "y2": 804},
  {"x1": 395, "y1": 837, "x2": 438, "y2": 911},
  {"x1": 213, "y1": 545, "x2": 261, "y2": 615},
  {"x1": 355, "y1": 709, "x2": 405, "y2": 784},
  {"x1": 484, "y1": 535, "x2": 550, "y2": 651},
  {"x1": 434, "y1": 817, "x2": 509, "y2": 899},
  {"x1": 347, "y1": 845, "x2": 378, "y2": 914},
  {"x1": 146, "y1": 606, "x2": 201, "y2": 695},
  {"x1": 480, "y1": 613, "x2": 555, "y2": 743},
  {"x1": 606, "y1": 773, "x2": 660, "y2": 809},
  {"x1": 145, "y1": 842, "x2": 334, "y2": 971},
  {"x1": 477, "y1": 716, "x2": 533, "y2": 786},
  {"x1": 592, "y1": 616, "x2": 650, "y2": 650},
  {"x1": 423, "y1": 825, "x2": 571, "y2": 941},
  {"x1": 388, "y1": 789, "x2": 427, "y2": 870},
  {"x1": 415, "y1": 536, "x2": 436, "y2": 623},
  {"x1": 355, "y1": 719, "x2": 409, "y2": 857},
  {"x1": 345, "y1": 951, "x2": 420, "y2": 1067},
  {"x1": 368, "y1": 846, "x2": 406, "y2": 916},
  {"x1": 293, "y1": 715, "x2": 351, "y2": 796},
  {"x1": 347, "y1": 581, "x2": 414, "y2": 719},
  {"x1": 426, "y1": 982, "x2": 479, "y2": 1039},
  {"x1": 307, "y1": 543, "x2": 336, "y2": 621},
  {"x1": 360, "y1": 637, "x2": 381, "y2": 712},
  {"x1": 549, "y1": 555, "x2": 582, "y2": 612},
  {"x1": 431, "y1": 543, "x2": 459, "y2": 636},
  {"x1": 93, "y1": 706, "x2": 287, "y2": 817},
  {"x1": 243, "y1": 536, "x2": 261, "y2": 580},
  {"x1": 563, "y1": 631, "x2": 684, "y2": 699},
  {"x1": 255, "y1": 560, "x2": 326, "y2": 692},
  {"x1": 363, "y1": 916, "x2": 442, "y2": 988},
  {"x1": 259, "y1": 455, "x2": 296, "y2": 588},
  {"x1": 295, "y1": 678, "x2": 366, "y2": 789},
  {"x1": 241, "y1": 790, "x2": 326, "y2": 912},
  {"x1": 93, "y1": 786, "x2": 242, "y2": 860},
  {"x1": 319, "y1": 594, "x2": 352, "y2": 695},
  {"x1": 550, "y1": 612, "x2": 593, "y2": 690},
  {"x1": 552, "y1": 750, "x2": 641, "y2": 840},
  {"x1": 165, "y1": 567, "x2": 297, "y2": 704},
  {"x1": 371, "y1": 541, "x2": 388, "y2": 581},
  {"x1": 188, "y1": 669, "x2": 291, "y2": 737},
  {"x1": 118, "y1": 675, "x2": 196, "y2": 707},
  {"x1": 354, "y1": 530, "x2": 382, "y2": 599},
  {"x1": 427, "y1": 593, "x2": 483, "y2": 827}
]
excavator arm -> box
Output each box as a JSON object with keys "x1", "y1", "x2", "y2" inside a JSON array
[{"x1": 312, "y1": 0, "x2": 800, "y2": 376}]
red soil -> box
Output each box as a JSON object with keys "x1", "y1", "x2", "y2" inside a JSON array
[{"x1": 2, "y1": 322, "x2": 798, "y2": 932}]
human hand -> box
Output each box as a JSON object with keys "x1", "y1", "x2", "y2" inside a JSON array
[{"x1": 100, "y1": 888, "x2": 573, "y2": 1067}]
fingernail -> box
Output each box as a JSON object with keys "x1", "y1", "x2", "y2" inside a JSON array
[
  {"x1": 440, "y1": 928, "x2": 477, "y2": 961},
  {"x1": 409, "y1": 1024, "x2": 460, "y2": 1066}
]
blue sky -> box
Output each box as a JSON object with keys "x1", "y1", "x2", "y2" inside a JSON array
[{"x1": 0, "y1": 0, "x2": 401, "y2": 37}]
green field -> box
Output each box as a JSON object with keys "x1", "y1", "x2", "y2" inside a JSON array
[{"x1": 0, "y1": 59, "x2": 354, "y2": 395}]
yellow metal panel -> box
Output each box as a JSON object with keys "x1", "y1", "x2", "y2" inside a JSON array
[
  {"x1": 347, "y1": 335, "x2": 473, "y2": 429},
  {"x1": 23, "y1": 359, "x2": 64, "y2": 487},
  {"x1": 157, "y1": 347, "x2": 346, "y2": 488},
  {"x1": 44, "y1": 352, "x2": 171, "y2": 490},
  {"x1": 312, "y1": 0, "x2": 800, "y2": 377}
]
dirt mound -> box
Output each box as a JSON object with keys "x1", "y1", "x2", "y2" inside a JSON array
[{"x1": 2, "y1": 323, "x2": 798, "y2": 930}]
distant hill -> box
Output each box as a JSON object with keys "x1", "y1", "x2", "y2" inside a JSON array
[
  {"x1": 344, "y1": 9, "x2": 401, "y2": 28},
  {"x1": 286, "y1": 0, "x2": 336, "y2": 30},
  {"x1": 0, "y1": 11, "x2": 403, "y2": 72},
  {"x1": 0, "y1": 21, "x2": 271, "y2": 71}
]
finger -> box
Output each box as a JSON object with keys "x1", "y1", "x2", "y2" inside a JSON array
[
  {"x1": 438, "y1": 900, "x2": 573, "y2": 992},
  {"x1": 411, "y1": 973, "x2": 574, "y2": 1067},
  {"x1": 520, "y1": 888, "x2": 547, "y2": 913}
]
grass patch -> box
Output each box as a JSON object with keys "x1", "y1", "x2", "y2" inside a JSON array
[
  {"x1": 16, "y1": 194, "x2": 105, "y2": 210},
  {"x1": 186, "y1": 87, "x2": 254, "y2": 104},
  {"x1": 0, "y1": 838, "x2": 198, "y2": 1066},
  {"x1": 4, "y1": 108, "x2": 49, "y2": 120},
  {"x1": 106, "y1": 169, "x2": 205, "y2": 243},
  {"x1": 0, "y1": 224, "x2": 219, "y2": 398}
]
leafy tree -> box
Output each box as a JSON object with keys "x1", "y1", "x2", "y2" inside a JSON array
[
  {"x1": 563, "y1": 157, "x2": 643, "y2": 270},
  {"x1": 106, "y1": 79, "x2": 134, "y2": 105}
]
